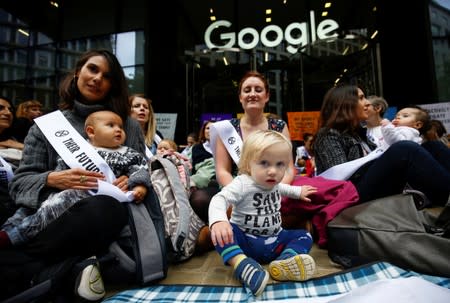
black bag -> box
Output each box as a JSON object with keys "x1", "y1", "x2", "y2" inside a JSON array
[
  {"x1": 100, "y1": 186, "x2": 168, "y2": 285},
  {"x1": 0, "y1": 253, "x2": 82, "y2": 303},
  {"x1": 327, "y1": 193, "x2": 450, "y2": 277}
]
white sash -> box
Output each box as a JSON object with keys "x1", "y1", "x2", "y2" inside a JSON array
[
  {"x1": 154, "y1": 133, "x2": 162, "y2": 144},
  {"x1": 203, "y1": 141, "x2": 212, "y2": 155},
  {"x1": 319, "y1": 147, "x2": 386, "y2": 180},
  {"x1": 145, "y1": 145, "x2": 154, "y2": 159},
  {"x1": 209, "y1": 120, "x2": 243, "y2": 165},
  {"x1": 0, "y1": 155, "x2": 14, "y2": 187},
  {"x1": 144, "y1": 134, "x2": 162, "y2": 159},
  {"x1": 34, "y1": 110, "x2": 133, "y2": 202}
]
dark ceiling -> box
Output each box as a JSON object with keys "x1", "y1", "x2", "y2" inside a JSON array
[
  {"x1": 2, "y1": 0, "x2": 378, "y2": 42},
  {"x1": 181, "y1": 0, "x2": 377, "y2": 37},
  {"x1": 2, "y1": 0, "x2": 60, "y2": 39}
]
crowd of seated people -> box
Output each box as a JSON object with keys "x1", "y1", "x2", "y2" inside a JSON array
[{"x1": 0, "y1": 50, "x2": 449, "y2": 301}]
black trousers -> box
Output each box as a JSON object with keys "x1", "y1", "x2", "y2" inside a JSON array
[
  {"x1": 0, "y1": 195, "x2": 128, "y2": 299},
  {"x1": 354, "y1": 141, "x2": 450, "y2": 205}
]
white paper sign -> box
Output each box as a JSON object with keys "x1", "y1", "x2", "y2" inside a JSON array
[
  {"x1": 95, "y1": 180, "x2": 134, "y2": 202},
  {"x1": 419, "y1": 102, "x2": 450, "y2": 131},
  {"x1": 155, "y1": 113, "x2": 177, "y2": 140}
]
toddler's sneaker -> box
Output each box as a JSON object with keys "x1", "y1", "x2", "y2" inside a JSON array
[
  {"x1": 269, "y1": 254, "x2": 316, "y2": 281},
  {"x1": 74, "y1": 256, "x2": 106, "y2": 301},
  {"x1": 234, "y1": 257, "x2": 269, "y2": 296}
]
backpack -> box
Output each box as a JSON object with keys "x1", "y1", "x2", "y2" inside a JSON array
[
  {"x1": 327, "y1": 193, "x2": 450, "y2": 277},
  {"x1": 100, "y1": 186, "x2": 168, "y2": 285},
  {"x1": 158, "y1": 152, "x2": 192, "y2": 194},
  {"x1": 150, "y1": 155, "x2": 206, "y2": 263}
]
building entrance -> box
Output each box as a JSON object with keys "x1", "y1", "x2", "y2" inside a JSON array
[{"x1": 184, "y1": 34, "x2": 379, "y2": 129}]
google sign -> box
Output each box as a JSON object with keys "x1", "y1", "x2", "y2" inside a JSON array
[{"x1": 204, "y1": 11, "x2": 339, "y2": 54}]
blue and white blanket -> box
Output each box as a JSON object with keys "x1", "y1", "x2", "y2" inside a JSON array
[{"x1": 103, "y1": 262, "x2": 450, "y2": 302}]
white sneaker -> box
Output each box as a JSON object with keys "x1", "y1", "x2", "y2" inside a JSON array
[
  {"x1": 74, "y1": 256, "x2": 106, "y2": 301},
  {"x1": 269, "y1": 254, "x2": 316, "y2": 281}
]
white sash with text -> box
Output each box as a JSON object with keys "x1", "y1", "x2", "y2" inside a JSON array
[
  {"x1": 34, "y1": 110, "x2": 133, "y2": 202},
  {"x1": 209, "y1": 120, "x2": 243, "y2": 165}
]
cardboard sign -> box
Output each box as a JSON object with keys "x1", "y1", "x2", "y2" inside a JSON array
[
  {"x1": 287, "y1": 111, "x2": 320, "y2": 141},
  {"x1": 155, "y1": 113, "x2": 177, "y2": 140}
]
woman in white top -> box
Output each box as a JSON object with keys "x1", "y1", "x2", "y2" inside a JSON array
[{"x1": 365, "y1": 95, "x2": 389, "y2": 149}]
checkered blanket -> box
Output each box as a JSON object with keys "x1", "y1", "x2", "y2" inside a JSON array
[{"x1": 103, "y1": 262, "x2": 450, "y2": 302}]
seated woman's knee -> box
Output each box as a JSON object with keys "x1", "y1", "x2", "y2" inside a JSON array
[
  {"x1": 390, "y1": 140, "x2": 420, "y2": 150},
  {"x1": 77, "y1": 195, "x2": 127, "y2": 228},
  {"x1": 388, "y1": 140, "x2": 422, "y2": 157}
]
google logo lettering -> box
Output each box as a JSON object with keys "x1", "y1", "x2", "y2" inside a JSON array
[{"x1": 204, "y1": 11, "x2": 339, "y2": 54}]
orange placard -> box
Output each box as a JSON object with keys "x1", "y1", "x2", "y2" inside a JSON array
[{"x1": 286, "y1": 111, "x2": 320, "y2": 141}]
